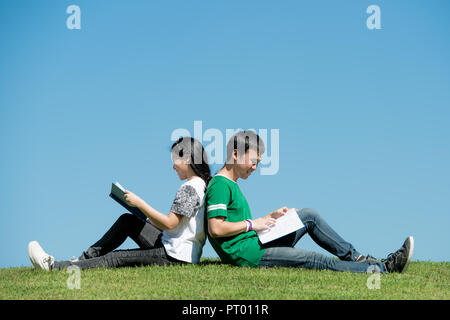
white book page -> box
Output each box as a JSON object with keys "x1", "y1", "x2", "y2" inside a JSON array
[
  {"x1": 257, "y1": 208, "x2": 305, "y2": 244},
  {"x1": 115, "y1": 181, "x2": 126, "y2": 193}
]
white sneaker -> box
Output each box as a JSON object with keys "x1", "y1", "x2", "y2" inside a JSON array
[{"x1": 28, "y1": 241, "x2": 54, "y2": 271}]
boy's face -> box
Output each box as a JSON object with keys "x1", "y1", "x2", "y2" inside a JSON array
[{"x1": 234, "y1": 148, "x2": 261, "y2": 180}]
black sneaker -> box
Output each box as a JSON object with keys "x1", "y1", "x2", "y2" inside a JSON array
[
  {"x1": 384, "y1": 236, "x2": 414, "y2": 273},
  {"x1": 356, "y1": 254, "x2": 379, "y2": 264}
]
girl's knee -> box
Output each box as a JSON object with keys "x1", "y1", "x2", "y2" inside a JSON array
[{"x1": 118, "y1": 213, "x2": 136, "y2": 224}]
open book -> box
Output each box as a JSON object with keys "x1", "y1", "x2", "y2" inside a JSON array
[
  {"x1": 109, "y1": 181, "x2": 148, "y2": 222},
  {"x1": 257, "y1": 208, "x2": 305, "y2": 244}
]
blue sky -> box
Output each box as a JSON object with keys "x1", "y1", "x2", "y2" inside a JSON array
[{"x1": 0, "y1": 0, "x2": 449, "y2": 268}]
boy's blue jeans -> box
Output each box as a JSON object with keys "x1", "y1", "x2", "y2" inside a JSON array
[{"x1": 258, "y1": 208, "x2": 387, "y2": 273}]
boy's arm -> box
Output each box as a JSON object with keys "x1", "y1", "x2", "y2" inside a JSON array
[
  {"x1": 206, "y1": 181, "x2": 281, "y2": 238},
  {"x1": 208, "y1": 217, "x2": 248, "y2": 238},
  {"x1": 208, "y1": 215, "x2": 277, "y2": 238},
  {"x1": 209, "y1": 206, "x2": 291, "y2": 238}
]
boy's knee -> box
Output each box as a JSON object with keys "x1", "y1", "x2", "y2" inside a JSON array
[{"x1": 299, "y1": 208, "x2": 319, "y2": 220}]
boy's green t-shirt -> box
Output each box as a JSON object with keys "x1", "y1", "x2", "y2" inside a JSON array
[{"x1": 205, "y1": 175, "x2": 265, "y2": 267}]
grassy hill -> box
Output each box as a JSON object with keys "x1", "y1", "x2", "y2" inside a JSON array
[{"x1": 0, "y1": 260, "x2": 448, "y2": 299}]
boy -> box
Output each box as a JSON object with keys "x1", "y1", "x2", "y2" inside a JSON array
[{"x1": 205, "y1": 130, "x2": 414, "y2": 273}]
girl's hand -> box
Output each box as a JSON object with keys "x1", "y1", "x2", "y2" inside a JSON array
[{"x1": 124, "y1": 190, "x2": 144, "y2": 208}]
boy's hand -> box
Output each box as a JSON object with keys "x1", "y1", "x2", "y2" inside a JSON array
[
  {"x1": 252, "y1": 216, "x2": 277, "y2": 232},
  {"x1": 269, "y1": 206, "x2": 289, "y2": 219},
  {"x1": 124, "y1": 190, "x2": 143, "y2": 208},
  {"x1": 250, "y1": 207, "x2": 294, "y2": 232}
]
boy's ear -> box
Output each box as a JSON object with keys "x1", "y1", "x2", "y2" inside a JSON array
[{"x1": 232, "y1": 149, "x2": 239, "y2": 162}]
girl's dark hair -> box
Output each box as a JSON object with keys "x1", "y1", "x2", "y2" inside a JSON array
[{"x1": 171, "y1": 137, "x2": 212, "y2": 191}]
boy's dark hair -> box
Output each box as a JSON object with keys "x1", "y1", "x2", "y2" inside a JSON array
[{"x1": 226, "y1": 130, "x2": 265, "y2": 164}]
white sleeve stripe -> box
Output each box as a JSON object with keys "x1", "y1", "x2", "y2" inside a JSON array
[
  {"x1": 208, "y1": 204, "x2": 227, "y2": 209},
  {"x1": 207, "y1": 204, "x2": 227, "y2": 212},
  {"x1": 207, "y1": 204, "x2": 227, "y2": 210}
]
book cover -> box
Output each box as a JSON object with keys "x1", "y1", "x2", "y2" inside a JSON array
[{"x1": 109, "y1": 182, "x2": 148, "y2": 222}]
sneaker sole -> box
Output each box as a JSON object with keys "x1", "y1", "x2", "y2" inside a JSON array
[
  {"x1": 401, "y1": 236, "x2": 414, "y2": 273},
  {"x1": 28, "y1": 241, "x2": 39, "y2": 268}
]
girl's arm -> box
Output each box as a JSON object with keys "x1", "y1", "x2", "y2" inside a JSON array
[
  {"x1": 137, "y1": 201, "x2": 183, "y2": 231},
  {"x1": 124, "y1": 190, "x2": 183, "y2": 231}
]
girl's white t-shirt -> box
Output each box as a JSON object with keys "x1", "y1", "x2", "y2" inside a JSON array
[{"x1": 161, "y1": 177, "x2": 206, "y2": 264}]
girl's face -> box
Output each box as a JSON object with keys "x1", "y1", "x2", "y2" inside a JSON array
[{"x1": 172, "y1": 152, "x2": 191, "y2": 180}]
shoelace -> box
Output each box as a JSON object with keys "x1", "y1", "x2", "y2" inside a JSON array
[
  {"x1": 43, "y1": 256, "x2": 54, "y2": 267},
  {"x1": 357, "y1": 254, "x2": 377, "y2": 262},
  {"x1": 385, "y1": 250, "x2": 402, "y2": 265}
]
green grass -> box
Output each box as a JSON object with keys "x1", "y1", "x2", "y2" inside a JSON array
[{"x1": 0, "y1": 260, "x2": 449, "y2": 299}]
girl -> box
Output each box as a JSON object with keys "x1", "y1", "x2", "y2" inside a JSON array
[{"x1": 28, "y1": 137, "x2": 211, "y2": 270}]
